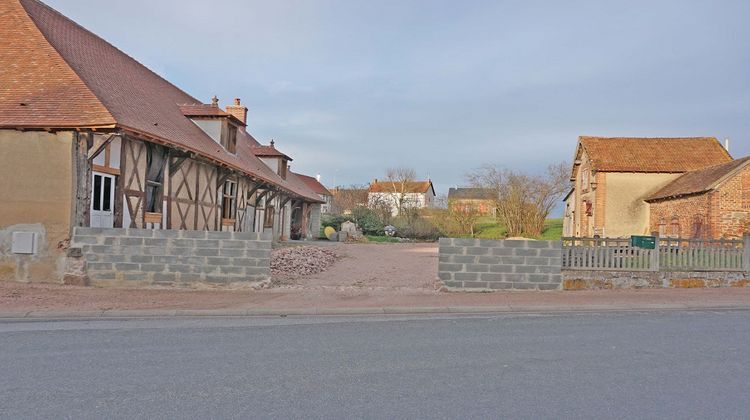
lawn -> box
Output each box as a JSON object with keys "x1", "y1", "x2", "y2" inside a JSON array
[{"x1": 470, "y1": 217, "x2": 563, "y2": 240}]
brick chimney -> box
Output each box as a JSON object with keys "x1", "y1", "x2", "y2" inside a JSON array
[{"x1": 225, "y1": 98, "x2": 248, "y2": 125}]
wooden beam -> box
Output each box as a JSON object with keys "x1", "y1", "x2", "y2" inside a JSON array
[
  {"x1": 87, "y1": 133, "x2": 116, "y2": 160},
  {"x1": 70, "y1": 131, "x2": 92, "y2": 229},
  {"x1": 255, "y1": 189, "x2": 270, "y2": 206}
]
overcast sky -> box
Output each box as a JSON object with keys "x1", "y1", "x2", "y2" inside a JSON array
[{"x1": 48, "y1": 0, "x2": 750, "y2": 195}]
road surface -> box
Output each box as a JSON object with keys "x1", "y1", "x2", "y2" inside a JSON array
[{"x1": 1, "y1": 310, "x2": 748, "y2": 419}]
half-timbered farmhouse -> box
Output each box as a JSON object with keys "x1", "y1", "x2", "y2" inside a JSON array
[{"x1": 0, "y1": 0, "x2": 325, "y2": 283}]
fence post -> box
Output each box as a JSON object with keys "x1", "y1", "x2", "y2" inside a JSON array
[
  {"x1": 743, "y1": 235, "x2": 750, "y2": 272},
  {"x1": 650, "y1": 235, "x2": 660, "y2": 272}
]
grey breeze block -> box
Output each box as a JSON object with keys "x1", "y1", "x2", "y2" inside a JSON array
[
  {"x1": 438, "y1": 237, "x2": 562, "y2": 291},
  {"x1": 71, "y1": 227, "x2": 272, "y2": 286}
]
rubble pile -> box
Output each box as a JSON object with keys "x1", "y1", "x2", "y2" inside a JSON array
[{"x1": 270, "y1": 246, "x2": 338, "y2": 276}]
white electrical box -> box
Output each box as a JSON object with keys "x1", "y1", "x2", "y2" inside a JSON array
[{"x1": 11, "y1": 231, "x2": 37, "y2": 254}]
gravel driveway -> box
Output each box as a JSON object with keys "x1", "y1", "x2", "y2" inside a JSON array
[{"x1": 272, "y1": 242, "x2": 439, "y2": 292}]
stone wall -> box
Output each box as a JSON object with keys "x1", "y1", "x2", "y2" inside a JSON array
[
  {"x1": 563, "y1": 270, "x2": 750, "y2": 290},
  {"x1": 438, "y1": 238, "x2": 562, "y2": 291},
  {"x1": 69, "y1": 227, "x2": 271, "y2": 287}
]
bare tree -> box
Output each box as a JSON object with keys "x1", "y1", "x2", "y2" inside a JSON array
[
  {"x1": 450, "y1": 206, "x2": 481, "y2": 237},
  {"x1": 466, "y1": 163, "x2": 569, "y2": 237},
  {"x1": 330, "y1": 185, "x2": 368, "y2": 215},
  {"x1": 377, "y1": 167, "x2": 418, "y2": 216}
]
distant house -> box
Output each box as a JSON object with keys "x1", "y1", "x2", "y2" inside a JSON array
[
  {"x1": 330, "y1": 187, "x2": 369, "y2": 215},
  {"x1": 645, "y1": 157, "x2": 750, "y2": 239},
  {"x1": 368, "y1": 180, "x2": 436, "y2": 217},
  {"x1": 564, "y1": 136, "x2": 733, "y2": 238},
  {"x1": 447, "y1": 188, "x2": 496, "y2": 216}
]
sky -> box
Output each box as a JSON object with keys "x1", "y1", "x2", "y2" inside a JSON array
[{"x1": 47, "y1": 0, "x2": 750, "y2": 196}]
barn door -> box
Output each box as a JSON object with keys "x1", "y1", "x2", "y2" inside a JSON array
[{"x1": 91, "y1": 172, "x2": 115, "y2": 228}]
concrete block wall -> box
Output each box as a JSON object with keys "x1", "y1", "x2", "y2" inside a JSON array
[
  {"x1": 438, "y1": 238, "x2": 562, "y2": 291},
  {"x1": 70, "y1": 227, "x2": 271, "y2": 286}
]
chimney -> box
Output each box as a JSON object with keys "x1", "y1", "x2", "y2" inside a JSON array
[
  {"x1": 226, "y1": 97, "x2": 248, "y2": 125},
  {"x1": 724, "y1": 138, "x2": 730, "y2": 153},
  {"x1": 210, "y1": 95, "x2": 219, "y2": 107},
  {"x1": 316, "y1": 174, "x2": 321, "y2": 182}
]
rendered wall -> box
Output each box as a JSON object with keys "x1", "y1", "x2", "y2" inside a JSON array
[
  {"x1": 0, "y1": 130, "x2": 74, "y2": 282},
  {"x1": 603, "y1": 172, "x2": 680, "y2": 237}
]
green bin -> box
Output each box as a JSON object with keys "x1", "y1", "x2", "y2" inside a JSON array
[{"x1": 631, "y1": 235, "x2": 656, "y2": 249}]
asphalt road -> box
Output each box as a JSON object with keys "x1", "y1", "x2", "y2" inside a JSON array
[{"x1": 1, "y1": 310, "x2": 749, "y2": 419}]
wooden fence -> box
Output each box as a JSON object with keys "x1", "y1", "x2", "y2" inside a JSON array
[{"x1": 562, "y1": 237, "x2": 750, "y2": 272}]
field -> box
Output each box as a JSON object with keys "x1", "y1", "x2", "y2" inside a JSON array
[{"x1": 472, "y1": 217, "x2": 563, "y2": 240}]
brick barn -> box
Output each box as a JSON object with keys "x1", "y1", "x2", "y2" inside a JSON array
[{"x1": 646, "y1": 157, "x2": 750, "y2": 239}]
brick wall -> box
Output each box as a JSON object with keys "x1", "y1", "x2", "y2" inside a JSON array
[
  {"x1": 649, "y1": 165, "x2": 750, "y2": 239},
  {"x1": 649, "y1": 193, "x2": 711, "y2": 238},
  {"x1": 70, "y1": 227, "x2": 271, "y2": 286},
  {"x1": 438, "y1": 238, "x2": 562, "y2": 291}
]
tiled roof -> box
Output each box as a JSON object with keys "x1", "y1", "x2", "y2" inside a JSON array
[
  {"x1": 0, "y1": 0, "x2": 114, "y2": 127},
  {"x1": 294, "y1": 173, "x2": 332, "y2": 196},
  {"x1": 1, "y1": 0, "x2": 320, "y2": 203},
  {"x1": 576, "y1": 136, "x2": 732, "y2": 174},
  {"x1": 368, "y1": 181, "x2": 434, "y2": 194},
  {"x1": 448, "y1": 187, "x2": 495, "y2": 200},
  {"x1": 646, "y1": 157, "x2": 750, "y2": 202}
]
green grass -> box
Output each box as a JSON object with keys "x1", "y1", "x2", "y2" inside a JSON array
[
  {"x1": 460, "y1": 217, "x2": 563, "y2": 240},
  {"x1": 365, "y1": 235, "x2": 402, "y2": 243}
]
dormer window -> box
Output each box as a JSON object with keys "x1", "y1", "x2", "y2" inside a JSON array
[
  {"x1": 224, "y1": 124, "x2": 237, "y2": 154},
  {"x1": 279, "y1": 159, "x2": 287, "y2": 179}
]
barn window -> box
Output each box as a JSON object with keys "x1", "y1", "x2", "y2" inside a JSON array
[
  {"x1": 658, "y1": 218, "x2": 666, "y2": 237},
  {"x1": 670, "y1": 217, "x2": 681, "y2": 238},
  {"x1": 222, "y1": 180, "x2": 237, "y2": 220},
  {"x1": 145, "y1": 143, "x2": 167, "y2": 213}
]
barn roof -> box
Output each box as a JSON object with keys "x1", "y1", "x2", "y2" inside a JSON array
[
  {"x1": 0, "y1": 0, "x2": 321, "y2": 203},
  {"x1": 646, "y1": 157, "x2": 750, "y2": 202},
  {"x1": 448, "y1": 187, "x2": 495, "y2": 200},
  {"x1": 294, "y1": 173, "x2": 332, "y2": 196},
  {"x1": 573, "y1": 136, "x2": 732, "y2": 176}
]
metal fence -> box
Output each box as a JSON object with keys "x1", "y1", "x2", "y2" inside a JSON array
[{"x1": 562, "y1": 236, "x2": 750, "y2": 272}]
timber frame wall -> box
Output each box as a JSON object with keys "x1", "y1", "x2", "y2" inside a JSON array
[{"x1": 74, "y1": 131, "x2": 308, "y2": 238}]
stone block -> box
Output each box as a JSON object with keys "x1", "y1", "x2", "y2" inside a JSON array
[
  {"x1": 194, "y1": 239, "x2": 220, "y2": 248},
  {"x1": 513, "y1": 248, "x2": 538, "y2": 257},
  {"x1": 538, "y1": 283, "x2": 560, "y2": 291},
  {"x1": 438, "y1": 238, "x2": 453, "y2": 246},
  {"x1": 243, "y1": 266, "x2": 270, "y2": 275},
  {"x1": 451, "y1": 255, "x2": 477, "y2": 264},
  {"x1": 466, "y1": 247, "x2": 489, "y2": 256},
  {"x1": 87, "y1": 262, "x2": 112, "y2": 271},
  {"x1": 438, "y1": 271, "x2": 452, "y2": 281},
  {"x1": 501, "y1": 256, "x2": 524, "y2": 265},
  {"x1": 515, "y1": 265, "x2": 540, "y2": 274},
  {"x1": 144, "y1": 238, "x2": 168, "y2": 247},
  {"x1": 503, "y1": 240, "x2": 527, "y2": 248},
  {"x1": 246, "y1": 250, "x2": 270, "y2": 259},
  {"x1": 466, "y1": 264, "x2": 489, "y2": 273},
  {"x1": 89, "y1": 271, "x2": 116, "y2": 280},
  {"x1": 119, "y1": 237, "x2": 143, "y2": 246},
  {"x1": 130, "y1": 255, "x2": 153, "y2": 263},
  {"x1": 232, "y1": 258, "x2": 258, "y2": 267},
  {"x1": 166, "y1": 264, "x2": 192, "y2": 273},
  {"x1": 204, "y1": 275, "x2": 230, "y2": 283},
  {"x1": 439, "y1": 246, "x2": 464, "y2": 255},
  {"x1": 153, "y1": 230, "x2": 180, "y2": 239},
  {"x1": 478, "y1": 239, "x2": 503, "y2": 248},
  {"x1": 488, "y1": 281, "x2": 513, "y2": 290},
  {"x1": 220, "y1": 240, "x2": 246, "y2": 249},
  {"x1": 491, "y1": 248, "x2": 513, "y2": 256},
  {"x1": 528, "y1": 274, "x2": 551, "y2": 283},
  {"x1": 74, "y1": 236, "x2": 100, "y2": 245},
  {"x1": 194, "y1": 248, "x2": 220, "y2": 256},
  {"x1": 439, "y1": 263, "x2": 463, "y2": 272},
  {"x1": 181, "y1": 230, "x2": 207, "y2": 239},
  {"x1": 442, "y1": 280, "x2": 463, "y2": 288},
  {"x1": 489, "y1": 265, "x2": 513, "y2": 273},
  {"x1": 207, "y1": 257, "x2": 231, "y2": 266},
  {"x1": 206, "y1": 231, "x2": 233, "y2": 240},
  {"x1": 527, "y1": 241, "x2": 552, "y2": 249},
  {"x1": 127, "y1": 229, "x2": 154, "y2": 238},
  {"x1": 170, "y1": 239, "x2": 195, "y2": 248},
  {"x1": 62, "y1": 274, "x2": 89, "y2": 286},
  {"x1": 218, "y1": 266, "x2": 243, "y2": 275},
  {"x1": 233, "y1": 232, "x2": 262, "y2": 241},
  {"x1": 526, "y1": 257, "x2": 549, "y2": 265},
  {"x1": 455, "y1": 272, "x2": 479, "y2": 281},
  {"x1": 153, "y1": 272, "x2": 177, "y2": 283},
  {"x1": 463, "y1": 281, "x2": 489, "y2": 289},
  {"x1": 219, "y1": 248, "x2": 245, "y2": 257},
  {"x1": 512, "y1": 282, "x2": 537, "y2": 290},
  {"x1": 453, "y1": 238, "x2": 479, "y2": 247},
  {"x1": 114, "y1": 263, "x2": 140, "y2": 271},
  {"x1": 477, "y1": 256, "x2": 501, "y2": 265},
  {"x1": 123, "y1": 272, "x2": 147, "y2": 281},
  {"x1": 140, "y1": 263, "x2": 167, "y2": 272},
  {"x1": 99, "y1": 254, "x2": 127, "y2": 263},
  {"x1": 480, "y1": 273, "x2": 504, "y2": 282},
  {"x1": 502, "y1": 273, "x2": 525, "y2": 282}
]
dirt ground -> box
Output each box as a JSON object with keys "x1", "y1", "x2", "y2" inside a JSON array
[{"x1": 272, "y1": 242, "x2": 439, "y2": 291}]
